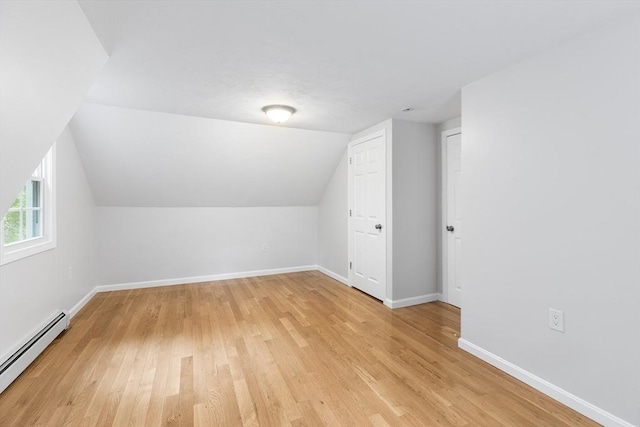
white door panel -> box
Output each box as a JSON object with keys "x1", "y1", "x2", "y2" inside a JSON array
[
  {"x1": 355, "y1": 231, "x2": 365, "y2": 278},
  {"x1": 349, "y1": 133, "x2": 386, "y2": 301}
]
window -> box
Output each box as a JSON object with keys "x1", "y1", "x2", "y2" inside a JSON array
[
  {"x1": 4, "y1": 168, "x2": 43, "y2": 244},
  {"x1": 1, "y1": 145, "x2": 56, "y2": 265}
]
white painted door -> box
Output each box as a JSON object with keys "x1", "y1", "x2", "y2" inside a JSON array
[
  {"x1": 445, "y1": 133, "x2": 462, "y2": 308},
  {"x1": 349, "y1": 133, "x2": 386, "y2": 301}
]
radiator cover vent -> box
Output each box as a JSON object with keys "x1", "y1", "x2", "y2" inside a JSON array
[{"x1": 0, "y1": 312, "x2": 68, "y2": 394}]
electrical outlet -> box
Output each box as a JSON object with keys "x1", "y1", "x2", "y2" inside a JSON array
[
  {"x1": 548, "y1": 308, "x2": 564, "y2": 333},
  {"x1": 261, "y1": 243, "x2": 269, "y2": 252}
]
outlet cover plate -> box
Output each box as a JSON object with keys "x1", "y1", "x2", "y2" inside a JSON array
[{"x1": 548, "y1": 308, "x2": 564, "y2": 333}]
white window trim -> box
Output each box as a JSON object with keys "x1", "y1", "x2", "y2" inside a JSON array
[{"x1": 1, "y1": 145, "x2": 56, "y2": 265}]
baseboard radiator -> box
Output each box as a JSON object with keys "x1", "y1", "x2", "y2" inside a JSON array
[{"x1": 0, "y1": 312, "x2": 69, "y2": 394}]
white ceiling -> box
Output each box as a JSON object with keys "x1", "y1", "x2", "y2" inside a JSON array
[
  {"x1": 69, "y1": 103, "x2": 350, "y2": 207},
  {"x1": 78, "y1": 0, "x2": 637, "y2": 134},
  {"x1": 68, "y1": 0, "x2": 638, "y2": 208}
]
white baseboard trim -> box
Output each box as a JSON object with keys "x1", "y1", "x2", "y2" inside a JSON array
[
  {"x1": 384, "y1": 293, "x2": 440, "y2": 309},
  {"x1": 316, "y1": 266, "x2": 350, "y2": 286},
  {"x1": 68, "y1": 287, "x2": 98, "y2": 319},
  {"x1": 95, "y1": 265, "x2": 318, "y2": 293},
  {"x1": 458, "y1": 338, "x2": 635, "y2": 427}
]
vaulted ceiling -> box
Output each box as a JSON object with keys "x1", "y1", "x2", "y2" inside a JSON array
[
  {"x1": 77, "y1": 0, "x2": 635, "y2": 133},
  {"x1": 6, "y1": 1, "x2": 636, "y2": 211},
  {"x1": 0, "y1": 1, "x2": 107, "y2": 214}
]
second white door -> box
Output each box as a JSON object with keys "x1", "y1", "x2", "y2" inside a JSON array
[
  {"x1": 445, "y1": 132, "x2": 462, "y2": 308},
  {"x1": 349, "y1": 133, "x2": 386, "y2": 301}
]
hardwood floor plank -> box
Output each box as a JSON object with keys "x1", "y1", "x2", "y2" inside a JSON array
[
  {"x1": 233, "y1": 378, "x2": 259, "y2": 427},
  {"x1": 160, "y1": 394, "x2": 179, "y2": 427},
  {"x1": 177, "y1": 356, "x2": 195, "y2": 427},
  {"x1": 0, "y1": 271, "x2": 598, "y2": 426}
]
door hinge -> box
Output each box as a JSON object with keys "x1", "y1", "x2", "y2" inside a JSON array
[
  {"x1": 349, "y1": 209, "x2": 352, "y2": 217},
  {"x1": 349, "y1": 157, "x2": 352, "y2": 165},
  {"x1": 349, "y1": 262, "x2": 352, "y2": 269}
]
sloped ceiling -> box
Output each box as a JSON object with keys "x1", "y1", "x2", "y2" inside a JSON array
[
  {"x1": 0, "y1": 1, "x2": 107, "y2": 215},
  {"x1": 77, "y1": 0, "x2": 637, "y2": 133},
  {"x1": 27, "y1": 0, "x2": 635, "y2": 209},
  {"x1": 69, "y1": 104, "x2": 350, "y2": 207}
]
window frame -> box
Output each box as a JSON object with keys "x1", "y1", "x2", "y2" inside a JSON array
[
  {"x1": 4, "y1": 170, "x2": 44, "y2": 245},
  {"x1": 1, "y1": 145, "x2": 56, "y2": 265}
]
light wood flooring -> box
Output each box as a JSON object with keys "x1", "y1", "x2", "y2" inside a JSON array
[{"x1": 0, "y1": 271, "x2": 598, "y2": 426}]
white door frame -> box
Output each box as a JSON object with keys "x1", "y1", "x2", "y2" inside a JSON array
[
  {"x1": 440, "y1": 127, "x2": 461, "y2": 305},
  {"x1": 348, "y1": 129, "x2": 388, "y2": 302}
]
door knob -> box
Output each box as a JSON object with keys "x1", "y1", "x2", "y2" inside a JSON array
[
  {"x1": 375, "y1": 224, "x2": 383, "y2": 230},
  {"x1": 446, "y1": 225, "x2": 455, "y2": 232}
]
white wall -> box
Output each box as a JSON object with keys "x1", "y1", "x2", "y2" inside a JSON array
[
  {"x1": 0, "y1": 128, "x2": 97, "y2": 360},
  {"x1": 461, "y1": 18, "x2": 639, "y2": 427},
  {"x1": 317, "y1": 151, "x2": 348, "y2": 280},
  {"x1": 437, "y1": 117, "x2": 461, "y2": 132},
  {"x1": 0, "y1": 0, "x2": 107, "y2": 214},
  {"x1": 391, "y1": 120, "x2": 438, "y2": 301},
  {"x1": 96, "y1": 207, "x2": 318, "y2": 286}
]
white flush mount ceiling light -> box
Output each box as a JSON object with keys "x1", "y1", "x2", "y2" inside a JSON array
[{"x1": 262, "y1": 105, "x2": 296, "y2": 123}]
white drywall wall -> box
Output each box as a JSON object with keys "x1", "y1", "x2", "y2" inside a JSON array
[
  {"x1": 391, "y1": 120, "x2": 438, "y2": 300},
  {"x1": 437, "y1": 117, "x2": 461, "y2": 132},
  {"x1": 0, "y1": 0, "x2": 107, "y2": 215},
  {"x1": 96, "y1": 207, "x2": 318, "y2": 286},
  {"x1": 461, "y1": 18, "x2": 639, "y2": 426},
  {"x1": 69, "y1": 104, "x2": 350, "y2": 207},
  {"x1": 0, "y1": 128, "x2": 97, "y2": 360},
  {"x1": 317, "y1": 150, "x2": 348, "y2": 279}
]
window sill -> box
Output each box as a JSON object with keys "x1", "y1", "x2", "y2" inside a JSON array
[{"x1": 0, "y1": 238, "x2": 56, "y2": 266}]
